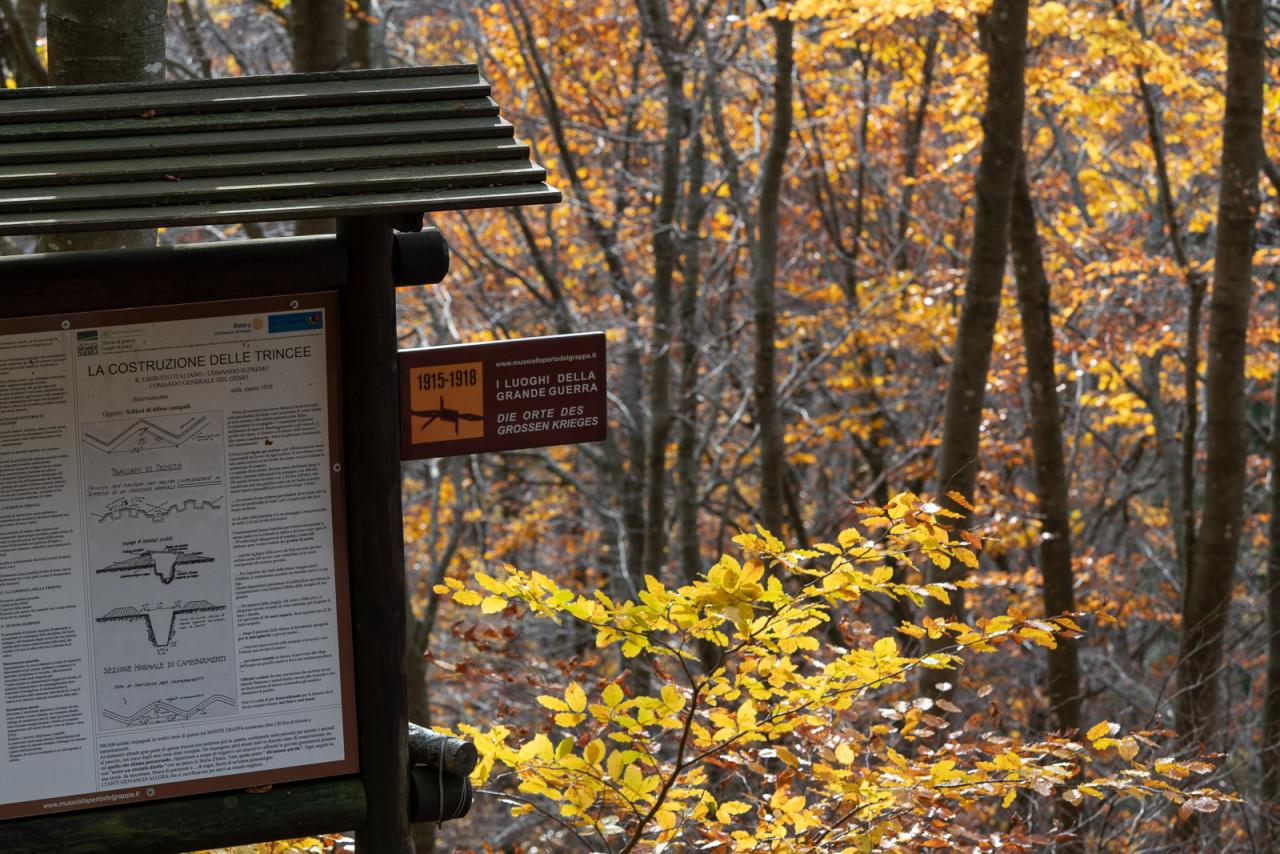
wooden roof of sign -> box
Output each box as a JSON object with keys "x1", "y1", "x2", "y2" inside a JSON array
[{"x1": 0, "y1": 65, "x2": 560, "y2": 235}]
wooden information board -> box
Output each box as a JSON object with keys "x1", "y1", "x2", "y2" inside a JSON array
[{"x1": 0, "y1": 293, "x2": 357, "y2": 820}]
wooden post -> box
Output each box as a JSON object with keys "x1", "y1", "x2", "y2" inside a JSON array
[{"x1": 338, "y1": 216, "x2": 412, "y2": 854}]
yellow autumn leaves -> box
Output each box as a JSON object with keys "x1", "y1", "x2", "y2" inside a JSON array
[{"x1": 432, "y1": 493, "x2": 1232, "y2": 850}]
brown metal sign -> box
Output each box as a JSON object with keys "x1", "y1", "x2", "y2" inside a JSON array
[{"x1": 399, "y1": 333, "x2": 606, "y2": 460}]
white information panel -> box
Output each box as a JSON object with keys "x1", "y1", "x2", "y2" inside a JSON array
[{"x1": 0, "y1": 293, "x2": 356, "y2": 819}]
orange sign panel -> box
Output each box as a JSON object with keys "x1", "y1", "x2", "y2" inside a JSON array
[{"x1": 407, "y1": 362, "x2": 485, "y2": 442}]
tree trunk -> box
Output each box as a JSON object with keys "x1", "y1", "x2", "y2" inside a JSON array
[
  {"x1": 291, "y1": 0, "x2": 346, "y2": 72},
  {"x1": 406, "y1": 630, "x2": 437, "y2": 854},
  {"x1": 0, "y1": 0, "x2": 47, "y2": 85},
  {"x1": 347, "y1": 0, "x2": 373, "y2": 69},
  {"x1": 46, "y1": 0, "x2": 164, "y2": 85},
  {"x1": 677, "y1": 129, "x2": 709, "y2": 587},
  {"x1": 1263, "y1": 288, "x2": 1280, "y2": 846},
  {"x1": 404, "y1": 455, "x2": 469, "y2": 854},
  {"x1": 1124, "y1": 0, "x2": 1206, "y2": 588},
  {"x1": 751, "y1": 14, "x2": 795, "y2": 539},
  {"x1": 920, "y1": 0, "x2": 1027, "y2": 698},
  {"x1": 291, "y1": 0, "x2": 345, "y2": 235},
  {"x1": 850, "y1": 51, "x2": 871, "y2": 297},
  {"x1": 638, "y1": 0, "x2": 689, "y2": 580},
  {"x1": 1174, "y1": 0, "x2": 1262, "y2": 768},
  {"x1": 620, "y1": 335, "x2": 649, "y2": 581},
  {"x1": 39, "y1": 0, "x2": 165, "y2": 252},
  {"x1": 707, "y1": 13, "x2": 794, "y2": 541},
  {"x1": 1010, "y1": 157, "x2": 1082, "y2": 850},
  {"x1": 175, "y1": 0, "x2": 212, "y2": 79},
  {"x1": 891, "y1": 18, "x2": 940, "y2": 274},
  {"x1": 1010, "y1": 159, "x2": 1081, "y2": 733}
]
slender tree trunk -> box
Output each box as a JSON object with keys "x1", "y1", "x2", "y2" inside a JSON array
[
  {"x1": 751, "y1": 14, "x2": 794, "y2": 538},
  {"x1": 1137, "y1": 352, "x2": 1188, "y2": 581},
  {"x1": 677, "y1": 129, "x2": 709, "y2": 586},
  {"x1": 15, "y1": 0, "x2": 38, "y2": 46},
  {"x1": 892, "y1": 18, "x2": 940, "y2": 274},
  {"x1": 1010, "y1": 159, "x2": 1081, "y2": 733},
  {"x1": 708, "y1": 13, "x2": 794, "y2": 539},
  {"x1": 39, "y1": 0, "x2": 165, "y2": 252},
  {"x1": 1174, "y1": 0, "x2": 1263, "y2": 773},
  {"x1": 1010, "y1": 157, "x2": 1082, "y2": 850},
  {"x1": 850, "y1": 52, "x2": 871, "y2": 297},
  {"x1": 404, "y1": 456, "x2": 468, "y2": 854},
  {"x1": 174, "y1": 0, "x2": 211, "y2": 79},
  {"x1": 920, "y1": 0, "x2": 1027, "y2": 698},
  {"x1": 291, "y1": 0, "x2": 345, "y2": 235},
  {"x1": 406, "y1": 608, "x2": 437, "y2": 854},
  {"x1": 349, "y1": 0, "x2": 388, "y2": 70},
  {"x1": 0, "y1": 0, "x2": 47, "y2": 85},
  {"x1": 1263, "y1": 285, "x2": 1280, "y2": 846},
  {"x1": 638, "y1": 0, "x2": 690, "y2": 580},
  {"x1": 347, "y1": 0, "x2": 373, "y2": 69},
  {"x1": 1124, "y1": 0, "x2": 1206, "y2": 587},
  {"x1": 620, "y1": 334, "x2": 649, "y2": 580}
]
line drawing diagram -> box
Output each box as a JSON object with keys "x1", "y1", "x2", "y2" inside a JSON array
[
  {"x1": 94, "y1": 496, "x2": 224, "y2": 525},
  {"x1": 97, "y1": 601, "x2": 227, "y2": 651},
  {"x1": 412, "y1": 395, "x2": 483, "y2": 436},
  {"x1": 83, "y1": 414, "x2": 212, "y2": 454},
  {"x1": 96, "y1": 546, "x2": 214, "y2": 585},
  {"x1": 102, "y1": 695, "x2": 236, "y2": 727}
]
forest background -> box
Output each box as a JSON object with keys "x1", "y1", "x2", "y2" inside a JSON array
[{"x1": 2, "y1": 0, "x2": 1279, "y2": 852}]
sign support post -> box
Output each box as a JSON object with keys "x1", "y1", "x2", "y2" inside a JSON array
[{"x1": 339, "y1": 216, "x2": 412, "y2": 853}]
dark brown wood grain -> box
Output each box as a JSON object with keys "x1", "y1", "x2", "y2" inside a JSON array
[
  {"x1": 0, "y1": 777, "x2": 366, "y2": 854},
  {"x1": 0, "y1": 236, "x2": 347, "y2": 318},
  {"x1": 339, "y1": 215, "x2": 413, "y2": 854},
  {"x1": 0, "y1": 104, "x2": 503, "y2": 151}
]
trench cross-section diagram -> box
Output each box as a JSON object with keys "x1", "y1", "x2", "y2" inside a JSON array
[
  {"x1": 96, "y1": 600, "x2": 227, "y2": 651},
  {"x1": 96, "y1": 547, "x2": 214, "y2": 585}
]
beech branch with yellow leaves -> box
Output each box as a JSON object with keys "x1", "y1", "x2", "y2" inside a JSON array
[{"x1": 433, "y1": 493, "x2": 1234, "y2": 852}]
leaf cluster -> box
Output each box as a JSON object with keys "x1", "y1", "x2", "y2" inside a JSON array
[{"x1": 436, "y1": 494, "x2": 1233, "y2": 852}]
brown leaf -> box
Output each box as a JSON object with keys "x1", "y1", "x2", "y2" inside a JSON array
[{"x1": 1178, "y1": 796, "x2": 1219, "y2": 819}]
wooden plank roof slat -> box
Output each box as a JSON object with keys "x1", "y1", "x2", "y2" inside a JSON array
[
  {"x1": 0, "y1": 113, "x2": 514, "y2": 166},
  {"x1": 0, "y1": 185, "x2": 563, "y2": 235},
  {"x1": 0, "y1": 100, "x2": 504, "y2": 146},
  {"x1": 0, "y1": 65, "x2": 559, "y2": 235},
  {"x1": 0, "y1": 72, "x2": 490, "y2": 124},
  {"x1": 0, "y1": 63, "x2": 479, "y2": 102},
  {"x1": 0, "y1": 138, "x2": 532, "y2": 188},
  {"x1": 1, "y1": 161, "x2": 549, "y2": 213}
]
